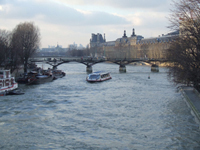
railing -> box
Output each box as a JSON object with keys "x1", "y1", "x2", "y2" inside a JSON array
[{"x1": 29, "y1": 57, "x2": 168, "y2": 67}]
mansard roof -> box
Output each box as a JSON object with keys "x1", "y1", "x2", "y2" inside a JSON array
[
  {"x1": 137, "y1": 34, "x2": 178, "y2": 44},
  {"x1": 90, "y1": 29, "x2": 179, "y2": 47},
  {"x1": 99, "y1": 41, "x2": 115, "y2": 47},
  {"x1": 116, "y1": 37, "x2": 129, "y2": 44}
]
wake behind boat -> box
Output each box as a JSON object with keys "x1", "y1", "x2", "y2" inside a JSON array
[{"x1": 86, "y1": 71, "x2": 112, "y2": 82}]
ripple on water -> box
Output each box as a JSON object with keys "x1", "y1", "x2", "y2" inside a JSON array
[{"x1": 0, "y1": 64, "x2": 200, "y2": 149}]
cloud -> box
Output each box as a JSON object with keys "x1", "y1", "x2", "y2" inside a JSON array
[
  {"x1": 0, "y1": 0, "x2": 172, "y2": 47},
  {"x1": 0, "y1": 0, "x2": 130, "y2": 26},
  {"x1": 57, "y1": 0, "x2": 170, "y2": 11},
  {"x1": 0, "y1": 0, "x2": 7, "y2": 4}
]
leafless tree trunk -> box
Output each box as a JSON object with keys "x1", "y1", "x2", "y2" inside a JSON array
[
  {"x1": 167, "y1": 0, "x2": 200, "y2": 91},
  {"x1": 0, "y1": 30, "x2": 11, "y2": 69},
  {"x1": 11, "y1": 22, "x2": 41, "y2": 73},
  {"x1": 89, "y1": 45, "x2": 102, "y2": 57},
  {"x1": 141, "y1": 44, "x2": 149, "y2": 58}
]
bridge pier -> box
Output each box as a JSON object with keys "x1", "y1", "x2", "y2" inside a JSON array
[
  {"x1": 52, "y1": 66, "x2": 57, "y2": 70},
  {"x1": 86, "y1": 66, "x2": 93, "y2": 73},
  {"x1": 119, "y1": 65, "x2": 126, "y2": 73},
  {"x1": 151, "y1": 64, "x2": 159, "y2": 72}
]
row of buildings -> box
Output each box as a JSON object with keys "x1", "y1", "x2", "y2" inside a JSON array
[
  {"x1": 89, "y1": 28, "x2": 179, "y2": 59},
  {"x1": 37, "y1": 42, "x2": 85, "y2": 57},
  {"x1": 36, "y1": 28, "x2": 178, "y2": 59}
]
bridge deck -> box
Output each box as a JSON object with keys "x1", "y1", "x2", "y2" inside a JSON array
[{"x1": 29, "y1": 57, "x2": 167, "y2": 68}]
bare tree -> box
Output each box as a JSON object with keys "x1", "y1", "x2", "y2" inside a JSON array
[
  {"x1": 167, "y1": 0, "x2": 200, "y2": 91},
  {"x1": 90, "y1": 46, "x2": 97, "y2": 57},
  {"x1": 84, "y1": 45, "x2": 91, "y2": 56},
  {"x1": 0, "y1": 30, "x2": 11, "y2": 68},
  {"x1": 11, "y1": 22, "x2": 41, "y2": 73},
  {"x1": 141, "y1": 44, "x2": 149, "y2": 58}
]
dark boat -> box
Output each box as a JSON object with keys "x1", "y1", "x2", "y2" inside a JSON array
[
  {"x1": 27, "y1": 71, "x2": 54, "y2": 85},
  {"x1": 17, "y1": 68, "x2": 54, "y2": 85},
  {"x1": 52, "y1": 70, "x2": 65, "y2": 80},
  {"x1": 6, "y1": 89, "x2": 24, "y2": 95},
  {"x1": 17, "y1": 73, "x2": 29, "y2": 84}
]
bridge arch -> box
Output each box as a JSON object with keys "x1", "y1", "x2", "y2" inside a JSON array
[{"x1": 29, "y1": 57, "x2": 166, "y2": 73}]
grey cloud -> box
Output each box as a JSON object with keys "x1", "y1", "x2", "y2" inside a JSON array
[
  {"x1": 58, "y1": 0, "x2": 170, "y2": 11},
  {"x1": 0, "y1": 0, "x2": 7, "y2": 4},
  {"x1": 0, "y1": 0, "x2": 130, "y2": 26},
  {"x1": 101, "y1": 0, "x2": 168, "y2": 9},
  {"x1": 84, "y1": 11, "x2": 128, "y2": 25}
]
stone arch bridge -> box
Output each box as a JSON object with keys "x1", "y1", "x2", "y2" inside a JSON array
[{"x1": 29, "y1": 57, "x2": 167, "y2": 73}]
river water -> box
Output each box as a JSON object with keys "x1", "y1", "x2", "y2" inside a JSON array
[{"x1": 0, "y1": 63, "x2": 200, "y2": 150}]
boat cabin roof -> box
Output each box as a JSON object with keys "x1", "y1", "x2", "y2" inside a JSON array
[
  {"x1": 90, "y1": 71, "x2": 109, "y2": 75},
  {"x1": 29, "y1": 71, "x2": 38, "y2": 74},
  {"x1": 0, "y1": 70, "x2": 10, "y2": 73}
]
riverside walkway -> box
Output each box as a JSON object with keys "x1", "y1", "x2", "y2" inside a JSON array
[{"x1": 181, "y1": 87, "x2": 200, "y2": 125}]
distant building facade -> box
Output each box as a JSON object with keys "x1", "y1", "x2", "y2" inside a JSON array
[
  {"x1": 68, "y1": 42, "x2": 85, "y2": 50},
  {"x1": 90, "y1": 28, "x2": 179, "y2": 59},
  {"x1": 38, "y1": 44, "x2": 68, "y2": 56},
  {"x1": 90, "y1": 33, "x2": 106, "y2": 48}
]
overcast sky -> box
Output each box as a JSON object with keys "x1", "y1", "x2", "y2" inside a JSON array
[{"x1": 0, "y1": 0, "x2": 173, "y2": 48}]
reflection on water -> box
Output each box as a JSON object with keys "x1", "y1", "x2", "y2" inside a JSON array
[{"x1": 0, "y1": 63, "x2": 200, "y2": 149}]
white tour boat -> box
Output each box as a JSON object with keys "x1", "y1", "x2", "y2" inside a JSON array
[
  {"x1": 0, "y1": 70, "x2": 18, "y2": 96},
  {"x1": 86, "y1": 71, "x2": 112, "y2": 82}
]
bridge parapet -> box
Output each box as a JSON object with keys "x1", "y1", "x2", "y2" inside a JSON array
[{"x1": 29, "y1": 57, "x2": 167, "y2": 72}]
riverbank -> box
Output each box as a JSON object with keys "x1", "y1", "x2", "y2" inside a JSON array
[{"x1": 181, "y1": 86, "x2": 200, "y2": 126}]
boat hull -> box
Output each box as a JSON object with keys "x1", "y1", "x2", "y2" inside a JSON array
[
  {"x1": 6, "y1": 89, "x2": 24, "y2": 95},
  {"x1": 86, "y1": 77, "x2": 112, "y2": 82},
  {"x1": 17, "y1": 77, "x2": 28, "y2": 84},
  {"x1": 0, "y1": 83, "x2": 18, "y2": 96},
  {"x1": 53, "y1": 72, "x2": 65, "y2": 80},
  {"x1": 27, "y1": 75, "x2": 54, "y2": 85}
]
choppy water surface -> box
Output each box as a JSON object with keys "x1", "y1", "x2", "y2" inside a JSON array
[{"x1": 0, "y1": 63, "x2": 200, "y2": 150}]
